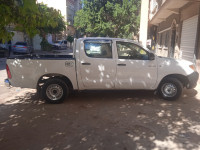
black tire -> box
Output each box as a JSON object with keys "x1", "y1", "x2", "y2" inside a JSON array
[
  {"x1": 158, "y1": 78, "x2": 183, "y2": 100},
  {"x1": 42, "y1": 78, "x2": 69, "y2": 104}
]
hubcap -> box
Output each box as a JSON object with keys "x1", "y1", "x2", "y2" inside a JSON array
[
  {"x1": 46, "y1": 84, "x2": 63, "y2": 101},
  {"x1": 161, "y1": 83, "x2": 177, "y2": 97}
]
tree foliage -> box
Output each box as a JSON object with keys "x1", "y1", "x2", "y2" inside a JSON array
[
  {"x1": 0, "y1": 0, "x2": 66, "y2": 42},
  {"x1": 67, "y1": 35, "x2": 74, "y2": 44},
  {"x1": 37, "y1": 4, "x2": 66, "y2": 38},
  {"x1": 74, "y1": 0, "x2": 141, "y2": 38}
]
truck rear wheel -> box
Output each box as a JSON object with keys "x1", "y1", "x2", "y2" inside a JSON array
[
  {"x1": 158, "y1": 78, "x2": 183, "y2": 100},
  {"x1": 42, "y1": 78, "x2": 69, "y2": 103}
]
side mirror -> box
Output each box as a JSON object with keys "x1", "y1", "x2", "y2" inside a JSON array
[{"x1": 149, "y1": 53, "x2": 155, "y2": 60}]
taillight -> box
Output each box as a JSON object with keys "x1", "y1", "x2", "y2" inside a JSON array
[
  {"x1": 13, "y1": 46, "x2": 16, "y2": 47},
  {"x1": 23, "y1": 46, "x2": 27, "y2": 48},
  {"x1": 6, "y1": 64, "x2": 12, "y2": 79}
]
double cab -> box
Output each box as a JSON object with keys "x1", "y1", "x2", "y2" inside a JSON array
[{"x1": 5, "y1": 37, "x2": 199, "y2": 103}]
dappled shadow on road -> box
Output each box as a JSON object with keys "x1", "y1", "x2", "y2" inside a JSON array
[{"x1": 0, "y1": 89, "x2": 200, "y2": 150}]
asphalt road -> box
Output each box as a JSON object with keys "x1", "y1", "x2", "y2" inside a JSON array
[{"x1": 0, "y1": 58, "x2": 200, "y2": 150}]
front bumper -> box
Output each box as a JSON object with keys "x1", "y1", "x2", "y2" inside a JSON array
[
  {"x1": 186, "y1": 72, "x2": 199, "y2": 89},
  {"x1": 4, "y1": 79, "x2": 10, "y2": 87}
]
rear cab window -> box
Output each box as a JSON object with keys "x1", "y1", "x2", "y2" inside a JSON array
[{"x1": 84, "y1": 40, "x2": 112, "y2": 58}]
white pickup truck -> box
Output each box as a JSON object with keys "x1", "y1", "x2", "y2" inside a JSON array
[{"x1": 5, "y1": 37, "x2": 199, "y2": 103}]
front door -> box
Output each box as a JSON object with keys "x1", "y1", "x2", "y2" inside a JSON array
[
  {"x1": 115, "y1": 41, "x2": 157, "y2": 89},
  {"x1": 79, "y1": 39, "x2": 116, "y2": 89}
]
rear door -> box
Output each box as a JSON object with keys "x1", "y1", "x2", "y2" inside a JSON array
[
  {"x1": 78, "y1": 39, "x2": 116, "y2": 89},
  {"x1": 115, "y1": 41, "x2": 157, "y2": 89}
]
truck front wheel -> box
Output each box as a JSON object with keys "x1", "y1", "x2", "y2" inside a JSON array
[
  {"x1": 42, "y1": 78, "x2": 69, "y2": 103},
  {"x1": 158, "y1": 78, "x2": 183, "y2": 100}
]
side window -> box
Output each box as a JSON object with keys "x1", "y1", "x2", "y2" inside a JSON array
[
  {"x1": 116, "y1": 41, "x2": 149, "y2": 60},
  {"x1": 84, "y1": 40, "x2": 112, "y2": 58},
  {"x1": 64, "y1": 41, "x2": 67, "y2": 44}
]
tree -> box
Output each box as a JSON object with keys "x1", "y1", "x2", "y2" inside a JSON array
[
  {"x1": 37, "y1": 4, "x2": 66, "y2": 38},
  {"x1": 36, "y1": 4, "x2": 66, "y2": 51},
  {"x1": 74, "y1": 0, "x2": 141, "y2": 39},
  {"x1": 67, "y1": 35, "x2": 74, "y2": 48},
  {"x1": 0, "y1": 0, "x2": 66, "y2": 43},
  {"x1": 0, "y1": 0, "x2": 38, "y2": 42}
]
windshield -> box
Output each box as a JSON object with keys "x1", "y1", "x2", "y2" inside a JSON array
[{"x1": 15, "y1": 42, "x2": 27, "y2": 46}]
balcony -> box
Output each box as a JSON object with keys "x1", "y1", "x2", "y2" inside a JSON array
[{"x1": 149, "y1": 0, "x2": 191, "y2": 25}]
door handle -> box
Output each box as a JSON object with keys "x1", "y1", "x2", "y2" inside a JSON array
[
  {"x1": 117, "y1": 64, "x2": 126, "y2": 66},
  {"x1": 148, "y1": 65, "x2": 156, "y2": 67},
  {"x1": 81, "y1": 62, "x2": 91, "y2": 65}
]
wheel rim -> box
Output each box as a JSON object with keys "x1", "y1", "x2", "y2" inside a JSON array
[
  {"x1": 161, "y1": 83, "x2": 177, "y2": 98},
  {"x1": 46, "y1": 84, "x2": 63, "y2": 101}
]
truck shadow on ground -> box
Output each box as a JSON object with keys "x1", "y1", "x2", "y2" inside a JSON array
[{"x1": 0, "y1": 89, "x2": 200, "y2": 150}]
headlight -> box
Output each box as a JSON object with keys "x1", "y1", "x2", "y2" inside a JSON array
[{"x1": 189, "y1": 64, "x2": 196, "y2": 71}]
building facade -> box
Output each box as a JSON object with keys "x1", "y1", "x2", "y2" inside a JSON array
[
  {"x1": 66, "y1": 0, "x2": 82, "y2": 36},
  {"x1": 143, "y1": 0, "x2": 200, "y2": 76}
]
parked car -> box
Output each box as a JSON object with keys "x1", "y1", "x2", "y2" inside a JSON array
[
  {"x1": 52, "y1": 40, "x2": 67, "y2": 50},
  {"x1": 12, "y1": 42, "x2": 33, "y2": 54},
  {"x1": 5, "y1": 37, "x2": 199, "y2": 104},
  {"x1": 0, "y1": 40, "x2": 11, "y2": 57},
  {"x1": 0, "y1": 47, "x2": 8, "y2": 58}
]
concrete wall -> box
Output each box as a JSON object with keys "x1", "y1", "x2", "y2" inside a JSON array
[
  {"x1": 12, "y1": 31, "x2": 24, "y2": 45},
  {"x1": 181, "y1": 3, "x2": 199, "y2": 21},
  {"x1": 196, "y1": 7, "x2": 200, "y2": 84},
  {"x1": 33, "y1": 35, "x2": 42, "y2": 51}
]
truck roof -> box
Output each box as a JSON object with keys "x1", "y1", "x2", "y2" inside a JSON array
[{"x1": 77, "y1": 37, "x2": 143, "y2": 48}]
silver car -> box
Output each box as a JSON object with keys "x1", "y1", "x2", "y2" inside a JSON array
[
  {"x1": 12, "y1": 42, "x2": 33, "y2": 54},
  {"x1": 52, "y1": 40, "x2": 67, "y2": 50}
]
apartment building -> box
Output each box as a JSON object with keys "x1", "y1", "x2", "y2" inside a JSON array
[
  {"x1": 66, "y1": 0, "x2": 82, "y2": 36},
  {"x1": 140, "y1": 0, "x2": 200, "y2": 73}
]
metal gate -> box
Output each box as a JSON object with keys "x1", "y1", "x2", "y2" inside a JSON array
[{"x1": 180, "y1": 15, "x2": 198, "y2": 62}]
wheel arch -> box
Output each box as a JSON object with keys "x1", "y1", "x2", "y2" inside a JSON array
[
  {"x1": 158, "y1": 74, "x2": 189, "y2": 88},
  {"x1": 37, "y1": 73, "x2": 73, "y2": 91}
]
